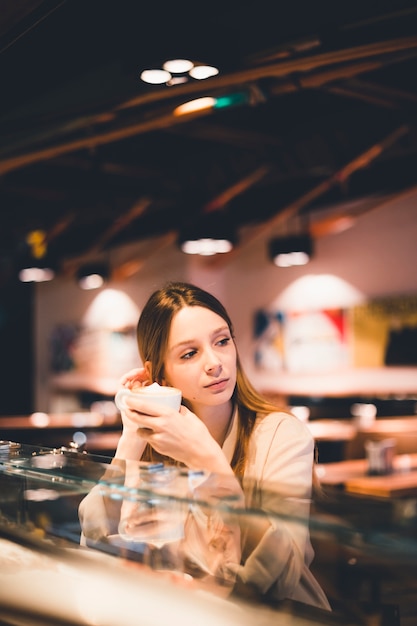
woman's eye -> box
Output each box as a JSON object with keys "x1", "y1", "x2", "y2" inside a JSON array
[
  {"x1": 217, "y1": 337, "x2": 231, "y2": 347},
  {"x1": 181, "y1": 349, "x2": 196, "y2": 360}
]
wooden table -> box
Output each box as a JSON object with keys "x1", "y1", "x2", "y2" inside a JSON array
[
  {"x1": 317, "y1": 453, "x2": 417, "y2": 498},
  {"x1": 307, "y1": 420, "x2": 356, "y2": 442}
]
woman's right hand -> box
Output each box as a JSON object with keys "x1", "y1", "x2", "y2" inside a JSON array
[
  {"x1": 113, "y1": 368, "x2": 150, "y2": 461},
  {"x1": 118, "y1": 367, "x2": 150, "y2": 391}
]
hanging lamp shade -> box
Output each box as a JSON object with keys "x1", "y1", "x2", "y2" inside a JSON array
[
  {"x1": 178, "y1": 214, "x2": 238, "y2": 256},
  {"x1": 268, "y1": 234, "x2": 313, "y2": 267},
  {"x1": 76, "y1": 263, "x2": 109, "y2": 290}
]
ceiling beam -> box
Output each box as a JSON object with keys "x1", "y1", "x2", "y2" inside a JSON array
[
  {"x1": 0, "y1": 37, "x2": 416, "y2": 177},
  {"x1": 203, "y1": 166, "x2": 270, "y2": 213},
  {"x1": 116, "y1": 36, "x2": 417, "y2": 112},
  {"x1": 207, "y1": 124, "x2": 411, "y2": 267},
  {"x1": 326, "y1": 77, "x2": 417, "y2": 110},
  {"x1": 62, "y1": 197, "x2": 151, "y2": 275}
]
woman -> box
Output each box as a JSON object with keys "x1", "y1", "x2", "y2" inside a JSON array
[{"x1": 79, "y1": 282, "x2": 330, "y2": 610}]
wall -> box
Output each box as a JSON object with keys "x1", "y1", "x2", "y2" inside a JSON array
[{"x1": 35, "y1": 194, "x2": 417, "y2": 411}]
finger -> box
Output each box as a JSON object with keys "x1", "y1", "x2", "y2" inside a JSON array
[
  {"x1": 127, "y1": 398, "x2": 174, "y2": 417},
  {"x1": 137, "y1": 426, "x2": 154, "y2": 437},
  {"x1": 119, "y1": 368, "x2": 149, "y2": 389}
]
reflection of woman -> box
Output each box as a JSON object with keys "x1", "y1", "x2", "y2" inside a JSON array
[{"x1": 79, "y1": 282, "x2": 330, "y2": 610}]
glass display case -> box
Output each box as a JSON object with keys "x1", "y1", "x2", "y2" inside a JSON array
[{"x1": 1, "y1": 440, "x2": 416, "y2": 625}]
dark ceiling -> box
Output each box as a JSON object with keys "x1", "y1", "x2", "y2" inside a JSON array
[{"x1": 1, "y1": 0, "x2": 417, "y2": 283}]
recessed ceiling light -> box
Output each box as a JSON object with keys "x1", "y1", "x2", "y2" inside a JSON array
[
  {"x1": 163, "y1": 59, "x2": 194, "y2": 73},
  {"x1": 140, "y1": 69, "x2": 171, "y2": 84},
  {"x1": 189, "y1": 65, "x2": 219, "y2": 80}
]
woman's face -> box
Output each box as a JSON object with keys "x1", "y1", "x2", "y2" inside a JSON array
[{"x1": 162, "y1": 305, "x2": 237, "y2": 410}]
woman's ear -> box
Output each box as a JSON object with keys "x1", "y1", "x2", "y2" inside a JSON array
[{"x1": 144, "y1": 361, "x2": 153, "y2": 383}]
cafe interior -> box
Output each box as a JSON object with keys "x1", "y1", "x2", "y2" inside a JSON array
[{"x1": 1, "y1": 1, "x2": 417, "y2": 625}]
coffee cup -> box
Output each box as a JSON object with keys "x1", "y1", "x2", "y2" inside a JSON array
[{"x1": 115, "y1": 382, "x2": 182, "y2": 413}]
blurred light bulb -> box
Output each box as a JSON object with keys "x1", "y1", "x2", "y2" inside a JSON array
[
  {"x1": 163, "y1": 59, "x2": 194, "y2": 73},
  {"x1": 189, "y1": 65, "x2": 219, "y2": 79},
  {"x1": 140, "y1": 69, "x2": 171, "y2": 84}
]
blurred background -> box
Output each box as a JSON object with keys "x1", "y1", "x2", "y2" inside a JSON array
[{"x1": 0, "y1": 0, "x2": 416, "y2": 437}]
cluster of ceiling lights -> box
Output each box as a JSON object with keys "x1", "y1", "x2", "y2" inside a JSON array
[{"x1": 140, "y1": 58, "x2": 219, "y2": 86}]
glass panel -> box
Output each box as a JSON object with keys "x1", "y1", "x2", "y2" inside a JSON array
[{"x1": 1, "y1": 440, "x2": 416, "y2": 625}]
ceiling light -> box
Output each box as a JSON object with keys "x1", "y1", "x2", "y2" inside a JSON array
[
  {"x1": 189, "y1": 65, "x2": 219, "y2": 80},
  {"x1": 18, "y1": 231, "x2": 56, "y2": 282},
  {"x1": 19, "y1": 265, "x2": 55, "y2": 283},
  {"x1": 269, "y1": 235, "x2": 313, "y2": 267},
  {"x1": 174, "y1": 97, "x2": 216, "y2": 116},
  {"x1": 178, "y1": 216, "x2": 237, "y2": 256},
  {"x1": 181, "y1": 237, "x2": 233, "y2": 256},
  {"x1": 163, "y1": 59, "x2": 194, "y2": 73},
  {"x1": 77, "y1": 263, "x2": 109, "y2": 290},
  {"x1": 140, "y1": 69, "x2": 171, "y2": 84}
]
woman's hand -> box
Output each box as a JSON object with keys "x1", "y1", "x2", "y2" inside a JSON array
[
  {"x1": 122, "y1": 396, "x2": 234, "y2": 476},
  {"x1": 118, "y1": 367, "x2": 150, "y2": 390},
  {"x1": 112, "y1": 368, "x2": 151, "y2": 462}
]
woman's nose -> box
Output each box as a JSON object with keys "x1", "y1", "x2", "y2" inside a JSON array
[{"x1": 205, "y1": 353, "x2": 222, "y2": 375}]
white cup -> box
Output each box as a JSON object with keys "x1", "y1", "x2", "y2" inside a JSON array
[{"x1": 115, "y1": 383, "x2": 182, "y2": 413}]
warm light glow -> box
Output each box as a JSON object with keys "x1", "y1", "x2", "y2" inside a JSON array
[
  {"x1": 174, "y1": 97, "x2": 216, "y2": 116},
  {"x1": 83, "y1": 289, "x2": 140, "y2": 330},
  {"x1": 26, "y1": 230, "x2": 47, "y2": 258},
  {"x1": 273, "y1": 251, "x2": 310, "y2": 267},
  {"x1": 310, "y1": 215, "x2": 356, "y2": 237},
  {"x1": 163, "y1": 59, "x2": 194, "y2": 73},
  {"x1": 19, "y1": 267, "x2": 55, "y2": 282},
  {"x1": 189, "y1": 65, "x2": 219, "y2": 80},
  {"x1": 140, "y1": 69, "x2": 171, "y2": 84},
  {"x1": 78, "y1": 273, "x2": 105, "y2": 290},
  {"x1": 351, "y1": 403, "x2": 377, "y2": 427},
  {"x1": 30, "y1": 412, "x2": 50, "y2": 428},
  {"x1": 181, "y1": 238, "x2": 233, "y2": 256},
  {"x1": 275, "y1": 274, "x2": 365, "y2": 312}
]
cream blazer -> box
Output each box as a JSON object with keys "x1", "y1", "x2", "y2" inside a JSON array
[{"x1": 222, "y1": 409, "x2": 331, "y2": 610}]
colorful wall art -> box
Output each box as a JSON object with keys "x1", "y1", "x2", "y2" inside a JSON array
[{"x1": 254, "y1": 294, "x2": 417, "y2": 374}]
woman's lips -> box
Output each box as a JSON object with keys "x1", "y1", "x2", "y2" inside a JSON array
[{"x1": 205, "y1": 378, "x2": 229, "y2": 392}]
